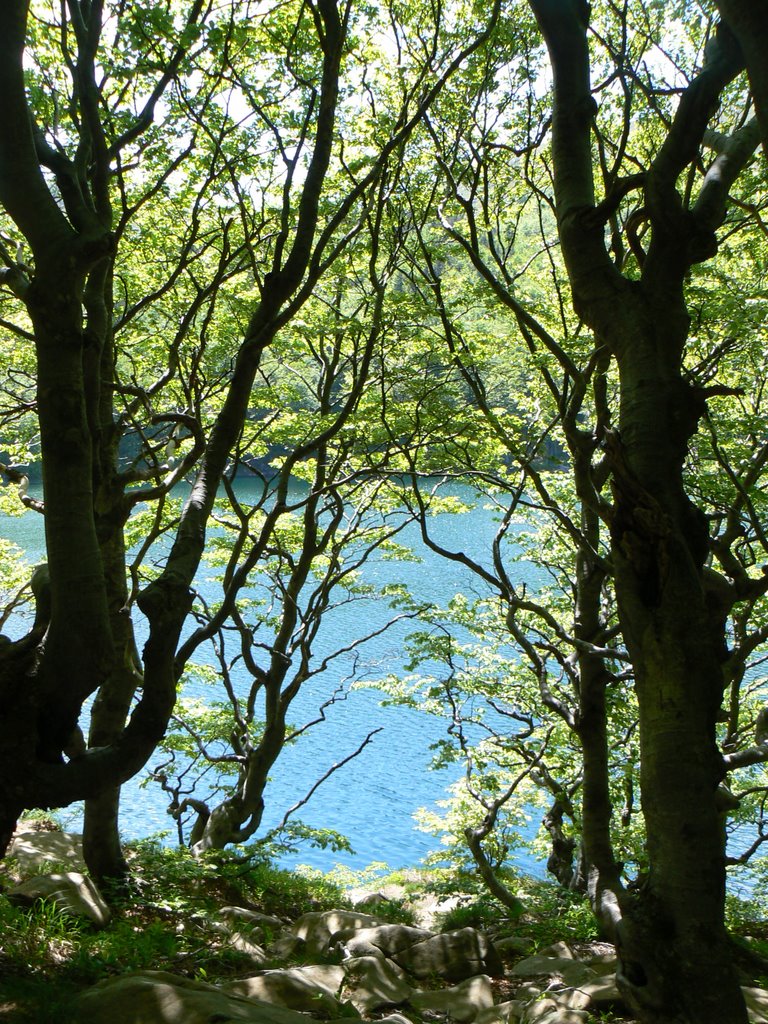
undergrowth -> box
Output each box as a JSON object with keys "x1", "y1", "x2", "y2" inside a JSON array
[{"x1": 0, "y1": 835, "x2": 765, "y2": 1023}]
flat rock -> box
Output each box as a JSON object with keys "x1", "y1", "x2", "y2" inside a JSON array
[
  {"x1": 410, "y1": 974, "x2": 494, "y2": 1022},
  {"x1": 744, "y1": 986, "x2": 768, "y2": 1024},
  {"x1": 290, "y1": 909, "x2": 383, "y2": 956},
  {"x1": 476, "y1": 1000, "x2": 525, "y2": 1024},
  {"x1": 224, "y1": 964, "x2": 346, "y2": 1014},
  {"x1": 342, "y1": 954, "x2": 412, "y2": 1012},
  {"x1": 75, "y1": 971, "x2": 321, "y2": 1024},
  {"x1": 576, "y1": 973, "x2": 624, "y2": 1011},
  {"x1": 220, "y1": 906, "x2": 284, "y2": 935},
  {"x1": 345, "y1": 924, "x2": 502, "y2": 981},
  {"x1": 521, "y1": 1000, "x2": 588, "y2": 1023},
  {"x1": 344, "y1": 923, "x2": 433, "y2": 960},
  {"x1": 209, "y1": 922, "x2": 268, "y2": 964},
  {"x1": 9, "y1": 871, "x2": 110, "y2": 928},
  {"x1": 511, "y1": 956, "x2": 595, "y2": 987},
  {"x1": 537, "y1": 942, "x2": 575, "y2": 960},
  {"x1": 8, "y1": 828, "x2": 86, "y2": 875},
  {"x1": 211, "y1": 907, "x2": 278, "y2": 964}
]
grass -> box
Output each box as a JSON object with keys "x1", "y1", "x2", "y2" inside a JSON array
[
  {"x1": 0, "y1": 835, "x2": 765, "y2": 1023},
  {"x1": 0, "y1": 841, "x2": 353, "y2": 1022}
]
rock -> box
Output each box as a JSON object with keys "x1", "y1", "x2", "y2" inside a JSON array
[
  {"x1": 342, "y1": 954, "x2": 413, "y2": 1012},
  {"x1": 525, "y1": 1010, "x2": 588, "y2": 1024},
  {"x1": 75, "y1": 971, "x2": 321, "y2": 1024},
  {"x1": 537, "y1": 941, "x2": 574, "y2": 959},
  {"x1": 575, "y1": 973, "x2": 625, "y2": 1013},
  {"x1": 343, "y1": 923, "x2": 433, "y2": 960},
  {"x1": 476, "y1": 1000, "x2": 525, "y2": 1023},
  {"x1": 346, "y1": 890, "x2": 394, "y2": 911},
  {"x1": 519, "y1": 998, "x2": 590, "y2": 1024},
  {"x1": 267, "y1": 931, "x2": 305, "y2": 958},
  {"x1": 9, "y1": 871, "x2": 110, "y2": 928},
  {"x1": 290, "y1": 909, "x2": 383, "y2": 956},
  {"x1": 211, "y1": 907, "x2": 281, "y2": 964},
  {"x1": 345, "y1": 924, "x2": 502, "y2": 981},
  {"x1": 220, "y1": 906, "x2": 284, "y2": 936},
  {"x1": 411, "y1": 891, "x2": 465, "y2": 929},
  {"x1": 744, "y1": 986, "x2": 768, "y2": 1024},
  {"x1": 224, "y1": 965, "x2": 346, "y2": 1015},
  {"x1": 410, "y1": 974, "x2": 494, "y2": 1022},
  {"x1": 209, "y1": 921, "x2": 268, "y2": 964},
  {"x1": 515, "y1": 982, "x2": 543, "y2": 1001},
  {"x1": 510, "y1": 956, "x2": 595, "y2": 988},
  {"x1": 8, "y1": 828, "x2": 86, "y2": 875},
  {"x1": 521, "y1": 998, "x2": 560, "y2": 1022},
  {"x1": 580, "y1": 944, "x2": 617, "y2": 970}
]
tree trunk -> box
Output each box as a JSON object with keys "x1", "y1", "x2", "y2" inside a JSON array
[
  {"x1": 606, "y1": 308, "x2": 745, "y2": 1022},
  {"x1": 528, "y1": 2, "x2": 749, "y2": 1019},
  {"x1": 573, "y1": 540, "x2": 625, "y2": 939}
]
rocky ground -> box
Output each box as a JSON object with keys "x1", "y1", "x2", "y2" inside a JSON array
[{"x1": 2, "y1": 826, "x2": 768, "y2": 1024}]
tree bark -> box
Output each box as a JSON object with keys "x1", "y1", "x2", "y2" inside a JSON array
[
  {"x1": 529, "y1": 2, "x2": 749, "y2": 1020},
  {"x1": 715, "y1": 2, "x2": 768, "y2": 156},
  {"x1": 573, "y1": 540, "x2": 625, "y2": 939}
]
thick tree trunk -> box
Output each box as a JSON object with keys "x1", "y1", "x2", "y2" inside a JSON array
[
  {"x1": 607, "y1": 314, "x2": 745, "y2": 1022},
  {"x1": 0, "y1": 633, "x2": 42, "y2": 852},
  {"x1": 613, "y1": 592, "x2": 743, "y2": 1020},
  {"x1": 528, "y1": 3, "x2": 749, "y2": 1020},
  {"x1": 31, "y1": 289, "x2": 114, "y2": 737}
]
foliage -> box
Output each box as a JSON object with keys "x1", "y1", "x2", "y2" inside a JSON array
[
  {"x1": 1, "y1": 1, "x2": 768, "y2": 1018},
  {"x1": 513, "y1": 877, "x2": 600, "y2": 948}
]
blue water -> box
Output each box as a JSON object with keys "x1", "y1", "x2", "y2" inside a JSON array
[{"x1": 0, "y1": 481, "x2": 547, "y2": 879}]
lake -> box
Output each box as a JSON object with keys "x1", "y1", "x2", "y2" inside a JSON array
[{"x1": 0, "y1": 480, "x2": 549, "y2": 880}]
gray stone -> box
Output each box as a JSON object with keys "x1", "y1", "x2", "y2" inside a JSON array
[
  {"x1": 515, "y1": 982, "x2": 544, "y2": 1001},
  {"x1": 537, "y1": 942, "x2": 574, "y2": 960},
  {"x1": 342, "y1": 954, "x2": 412, "y2": 1012},
  {"x1": 224, "y1": 964, "x2": 346, "y2": 1014},
  {"x1": 521, "y1": 998, "x2": 560, "y2": 1022},
  {"x1": 576, "y1": 973, "x2": 625, "y2": 1012},
  {"x1": 346, "y1": 890, "x2": 393, "y2": 910},
  {"x1": 209, "y1": 921, "x2": 268, "y2": 964},
  {"x1": 476, "y1": 1000, "x2": 525, "y2": 1024},
  {"x1": 410, "y1": 974, "x2": 494, "y2": 1022},
  {"x1": 744, "y1": 986, "x2": 768, "y2": 1024},
  {"x1": 267, "y1": 931, "x2": 305, "y2": 958},
  {"x1": 510, "y1": 956, "x2": 595, "y2": 988},
  {"x1": 220, "y1": 906, "x2": 284, "y2": 934},
  {"x1": 526, "y1": 1011, "x2": 588, "y2": 1024},
  {"x1": 521, "y1": 999, "x2": 590, "y2": 1024},
  {"x1": 75, "y1": 971, "x2": 322, "y2": 1024},
  {"x1": 9, "y1": 871, "x2": 110, "y2": 928},
  {"x1": 211, "y1": 907, "x2": 281, "y2": 964},
  {"x1": 8, "y1": 828, "x2": 85, "y2": 875},
  {"x1": 343, "y1": 923, "x2": 433, "y2": 960},
  {"x1": 290, "y1": 909, "x2": 383, "y2": 956},
  {"x1": 345, "y1": 924, "x2": 502, "y2": 981}
]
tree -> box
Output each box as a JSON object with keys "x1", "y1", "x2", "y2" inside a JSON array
[
  {"x1": 0, "y1": 0, "x2": 502, "y2": 882},
  {"x1": 372, "y1": 3, "x2": 768, "y2": 1021},
  {"x1": 526, "y1": 4, "x2": 767, "y2": 1019},
  {"x1": 146, "y1": 236, "x2": 426, "y2": 853}
]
